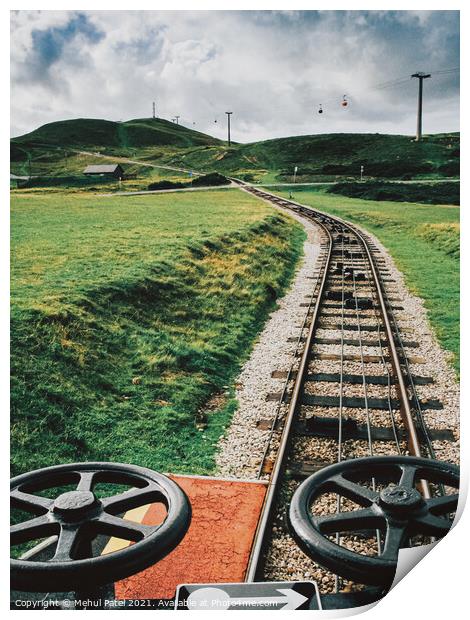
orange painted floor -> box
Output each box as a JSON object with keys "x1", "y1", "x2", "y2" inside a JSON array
[{"x1": 113, "y1": 475, "x2": 267, "y2": 600}]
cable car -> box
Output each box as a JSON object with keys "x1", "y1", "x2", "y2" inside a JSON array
[
  {"x1": 341, "y1": 95, "x2": 348, "y2": 108},
  {"x1": 318, "y1": 104, "x2": 323, "y2": 114}
]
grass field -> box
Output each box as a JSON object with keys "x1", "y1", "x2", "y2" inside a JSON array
[
  {"x1": 274, "y1": 187, "x2": 460, "y2": 370},
  {"x1": 11, "y1": 189, "x2": 305, "y2": 477}
]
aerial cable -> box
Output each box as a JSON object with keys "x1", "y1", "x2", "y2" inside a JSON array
[
  {"x1": 307, "y1": 65, "x2": 458, "y2": 116},
  {"x1": 432, "y1": 67, "x2": 459, "y2": 75}
]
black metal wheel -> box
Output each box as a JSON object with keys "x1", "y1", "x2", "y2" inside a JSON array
[
  {"x1": 288, "y1": 456, "x2": 459, "y2": 586},
  {"x1": 11, "y1": 462, "x2": 191, "y2": 592}
]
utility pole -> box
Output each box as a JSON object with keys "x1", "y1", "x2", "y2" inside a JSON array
[
  {"x1": 175, "y1": 115, "x2": 180, "y2": 125},
  {"x1": 360, "y1": 165, "x2": 364, "y2": 182},
  {"x1": 225, "y1": 112, "x2": 233, "y2": 147},
  {"x1": 411, "y1": 72, "x2": 431, "y2": 141},
  {"x1": 152, "y1": 101, "x2": 156, "y2": 119}
]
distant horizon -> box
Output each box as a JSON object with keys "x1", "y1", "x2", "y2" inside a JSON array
[
  {"x1": 11, "y1": 11, "x2": 459, "y2": 141},
  {"x1": 11, "y1": 114, "x2": 460, "y2": 144}
]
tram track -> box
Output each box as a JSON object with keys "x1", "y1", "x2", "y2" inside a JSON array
[{"x1": 232, "y1": 182, "x2": 458, "y2": 593}]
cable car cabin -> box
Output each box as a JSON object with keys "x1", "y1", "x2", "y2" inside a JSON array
[{"x1": 83, "y1": 164, "x2": 124, "y2": 179}]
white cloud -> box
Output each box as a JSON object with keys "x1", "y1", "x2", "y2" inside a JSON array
[{"x1": 10, "y1": 10, "x2": 460, "y2": 141}]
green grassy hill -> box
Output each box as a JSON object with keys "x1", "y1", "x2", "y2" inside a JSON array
[
  {"x1": 11, "y1": 118, "x2": 222, "y2": 187},
  {"x1": 12, "y1": 117, "x2": 221, "y2": 150},
  {"x1": 164, "y1": 132, "x2": 460, "y2": 182},
  {"x1": 11, "y1": 117, "x2": 460, "y2": 186}
]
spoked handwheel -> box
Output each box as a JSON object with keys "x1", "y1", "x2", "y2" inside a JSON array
[
  {"x1": 11, "y1": 462, "x2": 191, "y2": 592},
  {"x1": 288, "y1": 456, "x2": 459, "y2": 586}
]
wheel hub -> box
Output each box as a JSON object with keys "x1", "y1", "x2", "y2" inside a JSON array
[
  {"x1": 53, "y1": 490, "x2": 97, "y2": 520},
  {"x1": 379, "y1": 485, "x2": 422, "y2": 513}
]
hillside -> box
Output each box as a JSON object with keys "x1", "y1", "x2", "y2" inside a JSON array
[
  {"x1": 10, "y1": 117, "x2": 460, "y2": 185},
  {"x1": 11, "y1": 117, "x2": 221, "y2": 151},
  {"x1": 164, "y1": 132, "x2": 460, "y2": 182}
]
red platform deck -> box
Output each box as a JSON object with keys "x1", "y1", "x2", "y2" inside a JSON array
[{"x1": 106, "y1": 475, "x2": 267, "y2": 600}]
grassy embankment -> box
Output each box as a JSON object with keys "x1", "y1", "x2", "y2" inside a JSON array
[
  {"x1": 273, "y1": 188, "x2": 460, "y2": 371},
  {"x1": 11, "y1": 189, "x2": 305, "y2": 477}
]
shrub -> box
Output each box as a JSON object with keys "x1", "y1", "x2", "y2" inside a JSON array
[
  {"x1": 438, "y1": 161, "x2": 460, "y2": 177},
  {"x1": 147, "y1": 180, "x2": 185, "y2": 190},
  {"x1": 191, "y1": 172, "x2": 230, "y2": 187},
  {"x1": 327, "y1": 181, "x2": 459, "y2": 205},
  {"x1": 11, "y1": 143, "x2": 28, "y2": 162},
  {"x1": 320, "y1": 160, "x2": 435, "y2": 179},
  {"x1": 147, "y1": 174, "x2": 229, "y2": 191}
]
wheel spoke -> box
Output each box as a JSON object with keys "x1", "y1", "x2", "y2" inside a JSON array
[
  {"x1": 10, "y1": 515, "x2": 57, "y2": 546},
  {"x1": 381, "y1": 522, "x2": 407, "y2": 560},
  {"x1": 101, "y1": 484, "x2": 165, "y2": 515},
  {"x1": 76, "y1": 471, "x2": 96, "y2": 492},
  {"x1": 331, "y1": 475, "x2": 379, "y2": 506},
  {"x1": 94, "y1": 513, "x2": 157, "y2": 542},
  {"x1": 313, "y1": 507, "x2": 382, "y2": 535},
  {"x1": 52, "y1": 525, "x2": 82, "y2": 561},
  {"x1": 411, "y1": 513, "x2": 453, "y2": 538},
  {"x1": 399, "y1": 466, "x2": 417, "y2": 490},
  {"x1": 425, "y1": 493, "x2": 459, "y2": 516},
  {"x1": 11, "y1": 489, "x2": 54, "y2": 515}
]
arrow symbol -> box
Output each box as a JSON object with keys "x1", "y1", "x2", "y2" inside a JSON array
[
  {"x1": 230, "y1": 588, "x2": 308, "y2": 610},
  {"x1": 186, "y1": 587, "x2": 308, "y2": 610}
]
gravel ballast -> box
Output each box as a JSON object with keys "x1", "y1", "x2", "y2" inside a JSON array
[{"x1": 215, "y1": 210, "x2": 324, "y2": 479}]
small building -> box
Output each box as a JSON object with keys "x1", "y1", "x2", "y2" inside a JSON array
[{"x1": 83, "y1": 164, "x2": 124, "y2": 179}]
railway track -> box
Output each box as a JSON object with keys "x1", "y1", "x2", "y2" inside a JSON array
[
  {"x1": 233, "y1": 183, "x2": 458, "y2": 595},
  {"x1": 9, "y1": 181, "x2": 459, "y2": 609}
]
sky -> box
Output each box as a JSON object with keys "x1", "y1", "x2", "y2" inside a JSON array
[{"x1": 10, "y1": 10, "x2": 460, "y2": 142}]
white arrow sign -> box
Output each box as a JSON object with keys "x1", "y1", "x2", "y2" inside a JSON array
[{"x1": 177, "y1": 582, "x2": 320, "y2": 611}]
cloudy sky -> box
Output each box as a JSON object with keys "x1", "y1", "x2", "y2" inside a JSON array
[{"x1": 10, "y1": 10, "x2": 460, "y2": 142}]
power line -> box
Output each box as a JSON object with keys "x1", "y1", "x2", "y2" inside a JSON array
[
  {"x1": 373, "y1": 77, "x2": 411, "y2": 90},
  {"x1": 373, "y1": 78, "x2": 412, "y2": 92},
  {"x1": 433, "y1": 67, "x2": 459, "y2": 75},
  {"x1": 312, "y1": 65, "x2": 459, "y2": 109},
  {"x1": 372, "y1": 66, "x2": 458, "y2": 91}
]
